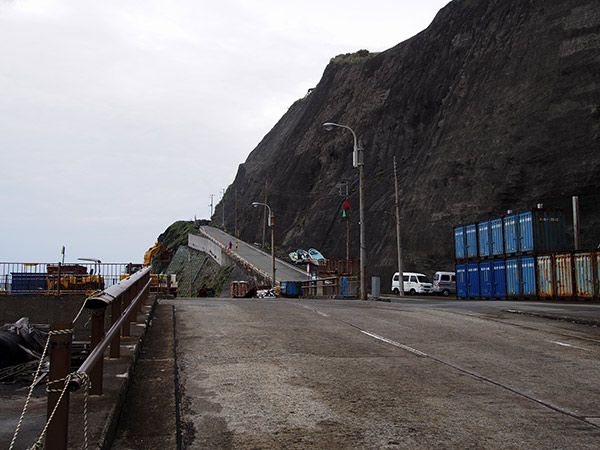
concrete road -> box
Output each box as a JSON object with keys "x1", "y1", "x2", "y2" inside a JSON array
[
  {"x1": 169, "y1": 297, "x2": 600, "y2": 449},
  {"x1": 202, "y1": 226, "x2": 309, "y2": 282}
]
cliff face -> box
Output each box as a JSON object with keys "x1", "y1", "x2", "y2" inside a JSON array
[{"x1": 215, "y1": 0, "x2": 600, "y2": 291}]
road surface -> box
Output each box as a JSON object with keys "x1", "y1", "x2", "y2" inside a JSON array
[{"x1": 112, "y1": 297, "x2": 600, "y2": 449}]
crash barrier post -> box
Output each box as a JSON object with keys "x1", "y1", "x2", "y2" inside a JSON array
[
  {"x1": 46, "y1": 321, "x2": 72, "y2": 450},
  {"x1": 90, "y1": 309, "x2": 105, "y2": 395},
  {"x1": 43, "y1": 267, "x2": 151, "y2": 449},
  {"x1": 110, "y1": 297, "x2": 122, "y2": 359}
]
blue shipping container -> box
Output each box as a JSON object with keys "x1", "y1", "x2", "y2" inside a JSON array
[
  {"x1": 506, "y1": 257, "x2": 520, "y2": 297},
  {"x1": 518, "y1": 211, "x2": 534, "y2": 253},
  {"x1": 491, "y1": 217, "x2": 504, "y2": 256},
  {"x1": 521, "y1": 255, "x2": 537, "y2": 297},
  {"x1": 467, "y1": 262, "x2": 480, "y2": 298},
  {"x1": 504, "y1": 213, "x2": 519, "y2": 254},
  {"x1": 466, "y1": 223, "x2": 478, "y2": 258},
  {"x1": 281, "y1": 281, "x2": 302, "y2": 297},
  {"x1": 454, "y1": 225, "x2": 466, "y2": 260},
  {"x1": 518, "y1": 209, "x2": 567, "y2": 254},
  {"x1": 478, "y1": 220, "x2": 492, "y2": 258},
  {"x1": 505, "y1": 256, "x2": 537, "y2": 298},
  {"x1": 456, "y1": 263, "x2": 467, "y2": 299},
  {"x1": 11, "y1": 273, "x2": 47, "y2": 293},
  {"x1": 492, "y1": 259, "x2": 507, "y2": 299},
  {"x1": 479, "y1": 261, "x2": 492, "y2": 299}
]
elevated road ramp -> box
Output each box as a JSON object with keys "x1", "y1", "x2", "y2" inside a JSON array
[{"x1": 190, "y1": 226, "x2": 308, "y2": 283}]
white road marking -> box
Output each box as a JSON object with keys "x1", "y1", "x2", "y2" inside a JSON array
[
  {"x1": 299, "y1": 303, "x2": 426, "y2": 356},
  {"x1": 361, "y1": 330, "x2": 428, "y2": 357},
  {"x1": 551, "y1": 341, "x2": 573, "y2": 347},
  {"x1": 549, "y1": 340, "x2": 588, "y2": 350}
]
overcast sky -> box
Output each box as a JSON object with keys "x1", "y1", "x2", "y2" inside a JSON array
[{"x1": 0, "y1": 0, "x2": 451, "y2": 263}]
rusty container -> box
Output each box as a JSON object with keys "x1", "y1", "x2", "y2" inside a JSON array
[
  {"x1": 573, "y1": 252, "x2": 595, "y2": 299},
  {"x1": 554, "y1": 253, "x2": 573, "y2": 299},
  {"x1": 597, "y1": 251, "x2": 600, "y2": 298},
  {"x1": 537, "y1": 255, "x2": 554, "y2": 298}
]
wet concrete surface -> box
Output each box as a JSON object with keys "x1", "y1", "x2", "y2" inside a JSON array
[{"x1": 170, "y1": 297, "x2": 600, "y2": 449}]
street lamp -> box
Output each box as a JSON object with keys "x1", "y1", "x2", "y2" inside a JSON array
[
  {"x1": 252, "y1": 201, "x2": 276, "y2": 288},
  {"x1": 323, "y1": 122, "x2": 367, "y2": 300}
]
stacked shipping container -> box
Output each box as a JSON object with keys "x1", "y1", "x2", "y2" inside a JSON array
[{"x1": 454, "y1": 208, "x2": 597, "y2": 301}]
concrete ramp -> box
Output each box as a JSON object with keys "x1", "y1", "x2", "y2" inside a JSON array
[{"x1": 193, "y1": 227, "x2": 307, "y2": 283}]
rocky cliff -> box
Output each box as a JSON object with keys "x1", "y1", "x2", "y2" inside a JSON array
[{"x1": 214, "y1": 0, "x2": 600, "y2": 291}]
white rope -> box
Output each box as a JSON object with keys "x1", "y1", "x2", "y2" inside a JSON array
[
  {"x1": 8, "y1": 328, "x2": 73, "y2": 450},
  {"x1": 81, "y1": 373, "x2": 91, "y2": 450},
  {"x1": 30, "y1": 372, "x2": 73, "y2": 449}
]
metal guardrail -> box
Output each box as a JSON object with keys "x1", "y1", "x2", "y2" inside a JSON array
[
  {"x1": 0, "y1": 262, "x2": 140, "y2": 295},
  {"x1": 43, "y1": 267, "x2": 151, "y2": 449}
]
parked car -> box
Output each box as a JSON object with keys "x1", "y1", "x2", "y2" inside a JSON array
[
  {"x1": 392, "y1": 272, "x2": 433, "y2": 295},
  {"x1": 432, "y1": 271, "x2": 456, "y2": 297}
]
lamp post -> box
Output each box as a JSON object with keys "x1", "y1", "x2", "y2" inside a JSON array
[
  {"x1": 252, "y1": 201, "x2": 276, "y2": 288},
  {"x1": 323, "y1": 122, "x2": 367, "y2": 300}
]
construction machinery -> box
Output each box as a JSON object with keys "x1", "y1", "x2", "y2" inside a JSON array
[
  {"x1": 143, "y1": 241, "x2": 170, "y2": 266},
  {"x1": 46, "y1": 263, "x2": 104, "y2": 295}
]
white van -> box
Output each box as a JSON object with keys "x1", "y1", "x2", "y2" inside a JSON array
[
  {"x1": 392, "y1": 272, "x2": 433, "y2": 295},
  {"x1": 432, "y1": 271, "x2": 456, "y2": 297}
]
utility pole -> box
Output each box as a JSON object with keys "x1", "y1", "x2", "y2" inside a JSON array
[
  {"x1": 572, "y1": 195, "x2": 580, "y2": 250},
  {"x1": 393, "y1": 156, "x2": 404, "y2": 296},
  {"x1": 262, "y1": 181, "x2": 268, "y2": 249},
  {"x1": 271, "y1": 212, "x2": 276, "y2": 287},
  {"x1": 358, "y1": 138, "x2": 367, "y2": 301}
]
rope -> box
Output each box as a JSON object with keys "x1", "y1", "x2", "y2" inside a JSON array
[
  {"x1": 72, "y1": 298, "x2": 89, "y2": 324},
  {"x1": 28, "y1": 363, "x2": 91, "y2": 450},
  {"x1": 8, "y1": 328, "x2": 73, "y2": 450},
  {"x1": 30, "y1": 372, "x2": 72, "y2": 449},
  {"x1": 83, "y1": 374, "x2": 90, "y2": 450}
]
